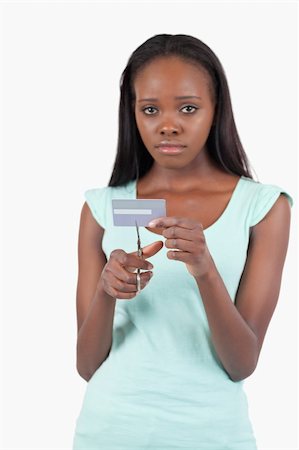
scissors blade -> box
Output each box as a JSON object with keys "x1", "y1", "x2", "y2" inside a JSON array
[
  {"x1": 135, "y1": 220, "x2": 142, "y2": 293},
  {"x1": 135, "y1": 220, "x2": 143, "y2": 257}
]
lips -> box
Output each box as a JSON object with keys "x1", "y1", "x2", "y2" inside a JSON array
[{"x1": 155, "y1": 141, "x2": 186, "y2": 154}]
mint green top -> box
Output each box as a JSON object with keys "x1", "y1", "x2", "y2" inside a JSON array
[{"x1": 73, "y1": 175, "x2": 293, "y2": 450}]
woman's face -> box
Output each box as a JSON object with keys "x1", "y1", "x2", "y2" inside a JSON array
[{"x1": 133, "y1": 56, "x2": 215, "y2": 170}]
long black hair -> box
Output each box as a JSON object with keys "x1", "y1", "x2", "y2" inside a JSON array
[{"x1": 108, "y1": 34, "x2": 255, "y2": 187}]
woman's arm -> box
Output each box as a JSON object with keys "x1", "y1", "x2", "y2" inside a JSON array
[
  {"x1": 76, "y1": 202, "x2": 116, "y2": 382},
  {"x1": 149, "y1": 194, "x2": 291, "y2": 381},
  {"x1": 76, "y1": 200, "x2": 158, "y2": 381},
  {"x1": 195, "y1": 194, "x2": 291, "y2": 381}
]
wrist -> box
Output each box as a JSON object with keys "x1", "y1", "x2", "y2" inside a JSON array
[
  {"x1": 96, "y1": 280, "x2": 116, "y2": 304},
  {"x1": 194, "y1": 258, "x2": 218, "y2": 284}
]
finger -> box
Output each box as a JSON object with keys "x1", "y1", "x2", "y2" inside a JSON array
[
  {"x1": 130, "y1": 241, "x2": 164, "y2": 259},
  {"x1": 162, "y1": 226, "x2": 197, "y2": 240},
  {"x1": 107, "y1": 264, "x2": 153, "y2": 285},
  {"x1": 164, "y1": 238, "x2": 195, "y2": 252},
  {"x1": 108, "y1": 272, "x2": 153, "y2": 299},
  {"x1": 125, "y1": 254, "x2": 154, "y2": 271},
  {"x1": 110, "y1": 249, "x2": 153, "y2": 271},
  {"x1": 148, "y1": 216, "x2": 199, "y2": 230},
  {"x1": 108, "y1": 288, "x2": 136, "y2": 300},
  {"x1": 113, "y1": 271, "x2": 152, "y2": 292},
  {"x1": 166, "y1": 250, "x2": 194, "y2": 262}
]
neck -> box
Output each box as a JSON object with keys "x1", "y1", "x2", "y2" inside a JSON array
[{"x1": 140, "y1": 151, "x2": 224, "y2": 192}]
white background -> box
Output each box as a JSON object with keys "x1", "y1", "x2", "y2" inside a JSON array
[{"x1": 1, "y1": 1, "x2": 298, "y2": 449}]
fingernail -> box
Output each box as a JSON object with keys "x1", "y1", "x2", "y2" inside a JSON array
[
  {"x1": 148, "y1": 220, "x2": 157, "y2": 227},
  {"x1": 148, "y1": 263, "x2": 153, "y2": 269}
]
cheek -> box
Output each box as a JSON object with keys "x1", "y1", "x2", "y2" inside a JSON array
[
  {"x1": 135, "y1": 111, "x2": 145, "y2": 131},
  {"x1": 135, "y1": 115, "x2": 154, "y2": 139},
  {"x1": 188, "y1": 113, "x2": 213, "y2": 139}
]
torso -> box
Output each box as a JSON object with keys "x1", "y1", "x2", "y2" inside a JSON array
[{"x1": 136, "y1": 174, "x2": 241, "y2": 236}]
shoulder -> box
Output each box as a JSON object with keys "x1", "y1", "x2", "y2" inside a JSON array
[
  {"x1": 240, "y1": 176, "x2": 293, "y2": 203},
  {"x1": 84, "y1": 182, "x2": 134, "y2": 200},
  {"x1": 251, "y1": 192, "x2": 291, "y2": 242},
  {"x1": 83, "y1": 182, "x2": 135, "y2": 228},
  {"x1": 239, "y1": 176, "x2": 293, "y2": 228}
]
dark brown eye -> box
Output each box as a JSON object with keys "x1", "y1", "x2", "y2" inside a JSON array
[
  {"x1": 142, "y1": 106, "x2": 158, "y2": 115},
  {"x1": 181, "y1": 105, "x2": 198, "y2": 113}
]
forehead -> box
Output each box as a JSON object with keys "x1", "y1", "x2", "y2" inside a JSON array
[{"x1": 133, "y1": 56, "x2": 211, "y2": 98}]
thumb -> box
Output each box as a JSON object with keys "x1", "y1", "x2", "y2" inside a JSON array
[{"x1": 132, "y1": 240, "x2": 164, "y2": 258}]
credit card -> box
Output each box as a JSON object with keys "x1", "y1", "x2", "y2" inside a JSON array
[{"x1": 112, "y1": 199, "x2": 166, "y2": 226}]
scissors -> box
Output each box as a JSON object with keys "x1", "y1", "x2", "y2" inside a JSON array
[{"x1": 135, "y1": 220, "x2": 143, "y2": 293}]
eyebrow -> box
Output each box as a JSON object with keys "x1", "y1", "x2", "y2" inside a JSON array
[{"x1": 137, "y1": 95, "x2": 202, "y2": 102}]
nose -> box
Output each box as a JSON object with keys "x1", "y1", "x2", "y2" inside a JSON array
[{"x1": 158, "y1": 117, "x2": 182, "y2": 136}]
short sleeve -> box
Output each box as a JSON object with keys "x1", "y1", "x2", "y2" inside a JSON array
[
  {"x1": 84, "y1": 187, "x2": 108, "y2": 229},
  {"x1": 250, "y1": 184, "x2": 294, "y2": 227}
]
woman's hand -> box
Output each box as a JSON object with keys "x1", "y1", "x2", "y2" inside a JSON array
[
  {"x1": 148, "y1": 217, "x2": 214, "y2": 279},
  {"x1": 99, "y1": 241, "x2": 163, "y2": 300}
]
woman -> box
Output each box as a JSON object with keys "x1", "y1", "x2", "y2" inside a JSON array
[{"x1": 73, "y1": 34, "x2": 293, "y2": 449}]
